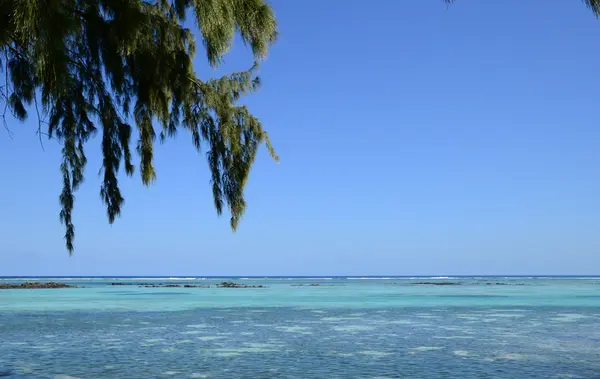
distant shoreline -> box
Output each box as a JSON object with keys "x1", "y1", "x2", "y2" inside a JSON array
[
  {"x1": 2, "y1": 278, "x2": 598, "y2": 290},
  {"x1": 1, "y1": 275, "x2": 599, "y2": 279},
  {"x1": 0, "y1": 282, "x2": 77, "y2": 289}
]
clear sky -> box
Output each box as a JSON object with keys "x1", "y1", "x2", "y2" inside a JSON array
[{"x1": 1, "y1": 0, "x2": 599, "y2": 276}]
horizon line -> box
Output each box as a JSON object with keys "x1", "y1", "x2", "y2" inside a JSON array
[{"x1": 1, "y1": 275, "x2": 599, "y2": 278}]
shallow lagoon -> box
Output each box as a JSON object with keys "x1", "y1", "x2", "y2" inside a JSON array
[{"x1": 1, "y1": 277, "x2": 599, "y2": 378}]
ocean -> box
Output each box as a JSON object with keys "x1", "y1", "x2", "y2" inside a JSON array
[{"x1": 0, "y1": 276, "x2": 599, "y2": 378}]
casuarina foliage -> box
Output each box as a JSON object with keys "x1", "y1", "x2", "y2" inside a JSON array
[{"x1": 1, "y1": 0, "x2": 279, "y2": 253}]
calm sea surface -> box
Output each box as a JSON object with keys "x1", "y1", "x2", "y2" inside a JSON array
[{"x1": 1, "y1": 276, "x2": 599, "y2": 378}]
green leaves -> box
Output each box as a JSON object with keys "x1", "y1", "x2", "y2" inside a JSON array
[
  {"x1": 1, "y1": 0, "x2": 279, "y2": 253},
  {"x1": 8, "y1": 93, "x2": 27, "y2": 120},
  {"x1": 584, "y1": 0, "x2": 600, "y2": 16},
  {"x1": 192, "y1": 0, "x2": 277, "y2": 66}
]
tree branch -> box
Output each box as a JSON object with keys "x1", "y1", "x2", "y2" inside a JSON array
[
  {"x1": 34, "y1": 94, "x2": 46, "y2": 150},
  {"x1": 1, "y1": 51, "x2": 14, "y2": 139}
]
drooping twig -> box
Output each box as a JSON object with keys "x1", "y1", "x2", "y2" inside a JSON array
[
  {"x1": 34, "y1": 94, "x2": 46, "y2": 151},
  {"x1": 1, "y1": 115, "x2": 14, "y2": 139},
  {"x1": 1, "y1": 51, "x2": 13, "y2": 139}
]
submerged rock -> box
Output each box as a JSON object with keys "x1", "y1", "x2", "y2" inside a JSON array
[
  {"x1": 411, "y1": 281, "x2": 527, "y2": 286},
  {"x1": 142, "y1": 284, "x2": 210, "y2": 288},
  {"x1": 0, "y1": 282, "x2": 77, "y2": 289},
  {"x1": 291, "y1": 284, "x2": 321, "y2": 287},
  {"x1": 110, "y1": 283, "x2": 210, "y2": 288},
  {"x1": 216, "y1": 281, "x2": 266, "y2": 288}
]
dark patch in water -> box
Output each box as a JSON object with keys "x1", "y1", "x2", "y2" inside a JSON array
[
  {"x1": 115, "y1": 292, "x2": 190, "y2": 296},
  {"x1": 378, "y1": 294, "x2": 507, "y2": 299},
  {"x1": 435, "y1": 295, "x2": 509, "y2": 298},
  {"x1": 109, "y1": 291, "x2": 139, "y2": 295},
  {"x1": 372, "y1": 294, "x2": 414, "y2": 298},
  {"x1": 0, "y1": 368, "x2": 13, "y2": 376}
]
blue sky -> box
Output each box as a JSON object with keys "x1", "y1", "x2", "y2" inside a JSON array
[{"x1": 1, "y1": 0, "x2": 599, "y2": 275}]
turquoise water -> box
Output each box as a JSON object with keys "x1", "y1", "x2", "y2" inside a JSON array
[{"x1": 1, "y1": 276, "x2": 599, "y2": 378}]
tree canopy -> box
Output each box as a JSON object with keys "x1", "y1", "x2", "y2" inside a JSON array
[{"x1": 0, "y1": 0, "x2": 279, "y2": 253}]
